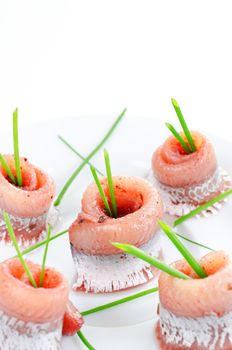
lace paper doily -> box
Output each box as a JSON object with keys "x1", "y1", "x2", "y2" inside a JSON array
[
  {"x1": 147, "y1": 167, "x2": 232, "y2": 217},
  {"x1": 71, "y1": 232, "x2": 163, "y2": 293},
  {"x1": 158, "y1": 304, "x2": 232, "y2": 350},
  {"x1": 0, "y1": 310, "x2": 62, "y2": 350},
  {"x1": 0, "y1": 205, "x2": 59, "y2": 247}
]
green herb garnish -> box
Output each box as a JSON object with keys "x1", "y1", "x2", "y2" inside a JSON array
[
  {"x1": 171, "y1": 98, "x2": 196, "y2": 152},
  {"x1": 58, "y1": 136, "x2": 104, "y2": 176},
  {"x1": 112, "y1": 242, "x2": 190, "y2": 280},
  {"x1": 3, "y1": 211, "x2": 37, "y2": 288},
  {"x1": 0, "y1": 153, "x2": 17, "y2": 184},
  {"x1": 39, "y1": 224, "x2": 52, "y2": 287},
  {"x1": 13, "y1": 108, "x2": 23, "y2": 186},
  {"x1": 18, "y1": 229, "x2": 68, "y2": 257},
  {"x1": 90, "y1": 149, "x2": 117, "y2": 218},
  {"x1": 165, "y1": 123, "x2": 191, "y2": 154},
  {"x1": 159, "y1": 220, "x2": 207, "y2": 278},
  {"x1": 81, "y1": 287, "x2": 158, "y2": 316},
  {"x1": 104, "y1": 149, "x2": 117, "y2": 218},
  {"x1": 175, "y1": 232, "x2": 214, "y2": 251},
  {"x1": 174, "y1": 188, "x2": 232, "y2": 227},
  {"x1": 77, "y1": 330, "x2": 96, "y2": 350},
  {"x1": 90, "y1": 166, "x2": 112, "y2": 217},
  {"x1": 54, "y1": 108, "x2": 127, "y2": 207}
]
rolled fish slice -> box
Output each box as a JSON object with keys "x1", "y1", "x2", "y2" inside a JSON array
[
  {"x1": 69, "y1": 176, "x2": 164, "y2": 293},
  {"x1": 150, "y1": 132, "x2": 232, "y2": 217},
  {"x1": 156, "y1": 251, "x2": 232, "y2": 350},
  {"x1": 0, "y1": 258, "x2": 68, "y2": 349},
  {"x1": 0, "y1": 258, "x2": 84, "y2": 349},
  {"x1": 0, "y1": 155, "x2": 56, "y2": 246}
]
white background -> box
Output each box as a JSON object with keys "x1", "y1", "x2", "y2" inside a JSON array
[{"x1": 0, "y1": 0, "x2": 232, "y2": 141}]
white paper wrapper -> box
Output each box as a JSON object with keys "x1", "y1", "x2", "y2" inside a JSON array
[
  {"x1": 0, "y1": 310, "x2": 62, "y2": 350},
  {"x1": 158, "y1": 303, "x2": 232, "y2": 350},
  {"x1": 71, "y1": 232, "x2": 163, "y2": 293},
  {"x1": 0, "y1": 205, "x2": 59, "y2": 247},
  {"x1": 147, "y1": 167, "x2": 232, "y2": 217}
]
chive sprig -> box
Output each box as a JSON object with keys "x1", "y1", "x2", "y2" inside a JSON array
[
  {"x1": 39, "y1": 224, "x2": 52, "y2": 287},
  {"x1": 13, "y1": 108, "x2": 23, "y2": 186},
  {"x1": 174, "y1": 188, "x2": 232, "y2": 227},
  {"x1": 77, "y1": 330, "x2": 96, "y2": 350},
  {"x1": 58, "y1": 135, "x2": 104, "y2": 176},
  {"x1": 90, "y1": 149, "x2": 117, "y2": 218},
  {"x1": 165, "y1": 123, "x2": 191, "y2": 154},
  {"x1": 3, "y1": 211, "x2": 37, "y2": 288},
  {"x1": 54, "y1": 108, "x2": 127, "y2": 207},
  {"x1": 90, "y1": 166, "x2": 112, "y2": 217},
  {"x1": 0, "y1": 108, "x2": 23, "y2": 186},
  {"x1": 159, "y1": 220, "x2": 207, "y2": 278},
  {"x1": 19, "y1": 229, "x2": 68, "y2": 257},
  {"x1": 81, "y1": 287, "x2": 158, "y2": 316},
  {"x1": 0, "y1": 153, "x2": 17, "y2": 184},
  {"x1": 171, "y1": 98, "x2": 196, "y2": 152},
  {"x1": 175, "y1": 232, "x2": 214, "y2": 251},
  {"x1": 112, "y1": 242, "x2": 190, "y2": 280},
  {"x1": 165, "y1": 98, "x2": 196, "y2": 153},
  {"x1": 104, "y1": 149, "x2": 117, "y2": 218}
]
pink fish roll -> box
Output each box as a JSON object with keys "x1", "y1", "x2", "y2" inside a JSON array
[
  {"x1": 0, "y1": 258, "x2": 69, "y2": 350},
  {"x1": 151, "y1": 132, "x2": 231, "y2": 216},
  {"x1": 69, "y1": 176, "x2": 164, "y2": 293},
  {"x1": 0, "y1": 155, "x2": 55, "y2": 246},
  {"x1": 156, "y1": 251, "x2": 232, "y2": 350}
]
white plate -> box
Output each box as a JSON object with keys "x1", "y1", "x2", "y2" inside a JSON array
[{"x1": 0, "y1": 116, "x2": 231, "y2": 350}]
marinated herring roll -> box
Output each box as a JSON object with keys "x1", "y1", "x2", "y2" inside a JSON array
[
  {"x1": 156, "y1": 251, "x2": 232, "y2": 350},
  {"x1": 0, "y1": 258, "x2": 69, "y2": 350},
  {"x1": 69, "y1": 176, "x2": 163, "y2": 293},
  {"x1": 0, "y1": 155, "x2": 55, "y2": 246},
  {"x1": 151, "y1": 132, "x2": 231, "y2": 216}
]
